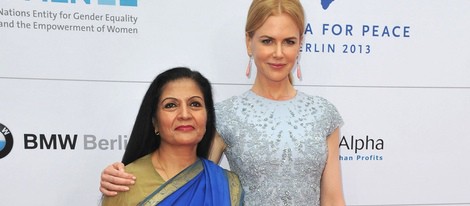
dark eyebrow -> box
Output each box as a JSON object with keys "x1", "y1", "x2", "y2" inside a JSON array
[
  {"x1": 160, "y1": 96, "x2": 203, "y2": 103},
  {"x1": 160, "y1": 97, "x2": 177, "y2": 104},
  {"x1": 188, "y1": 96, "x2": 204, "y2": 101}
]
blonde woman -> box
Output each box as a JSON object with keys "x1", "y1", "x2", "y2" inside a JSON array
[{"x1": 100, "y1": 1, "x2": 345, "y2": 205}]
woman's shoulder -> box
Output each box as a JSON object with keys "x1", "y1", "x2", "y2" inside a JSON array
[
  {"x1": 298, "y1": 91, "x2": 344, "y2": 128},
  {"x1": 297, "y1": 91, "x2": 336, "y2": 107},
  {"x1": 298, "y1": 91, "x2": 342, "y2": 118},
  {"x1": 125, "y1": 153, "x2": 153, "y2": 173}
]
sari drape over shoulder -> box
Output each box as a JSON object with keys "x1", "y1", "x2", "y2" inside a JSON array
[
  {"x1": 101, "y1": 155, "x2": 243, "y2": 206},
  {"x1": 139, "y1": 158, "x2": 243, "y2": 206}
]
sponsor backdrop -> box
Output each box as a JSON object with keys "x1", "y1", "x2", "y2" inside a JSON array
[{"x1": 1, "y1": 0, "x2": 469, "y2": 205}]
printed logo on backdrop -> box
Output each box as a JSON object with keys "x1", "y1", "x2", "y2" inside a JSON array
[
  {"x1": 339, "y1": 135, "x2": 384, "y2": 161},
  {"x1": 321, "y1": 0, "x2": 334, "y2": 10},
  {"x1": 0, "y1": 123, "x2": 14, "y2": 159},
  {"x1": 23, "y1": 133, "x2": 128, "y2": 150},
  {"x1": 0, "y1": 0, "x2": 139, "y2": 34},
  {"x1": 303, "y1": 1, "x2": 411, "y2": 55}
]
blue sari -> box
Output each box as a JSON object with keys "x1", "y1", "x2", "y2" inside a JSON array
[{"x1": 138, "y1": 158, "x2": 243, "y2": 206}]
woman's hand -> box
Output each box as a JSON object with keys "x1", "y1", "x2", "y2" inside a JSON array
[{"x1": 99, "y1": 162, "x2": 136, "y2": 196}]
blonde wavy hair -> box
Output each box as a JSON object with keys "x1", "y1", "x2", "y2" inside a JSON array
[{"x1": 245, "y1": 0, "x2": 305, "y2": 83}]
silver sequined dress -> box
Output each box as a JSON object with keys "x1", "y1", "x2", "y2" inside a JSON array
[{"x1": 215, "y1": 90, "x2": 343, "y2": 206}]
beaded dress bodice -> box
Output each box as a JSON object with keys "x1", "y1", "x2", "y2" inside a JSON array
[{"x1": 215, "y1": 90, "x2": 343, "y2": 206}]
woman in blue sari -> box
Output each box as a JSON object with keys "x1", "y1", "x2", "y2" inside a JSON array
[
  {"x1": 101, "y1": 0, "x2": 346, "y2": 205},
  {"x1": 101, "y1": 67, "x2": 243, "y2": 206}
]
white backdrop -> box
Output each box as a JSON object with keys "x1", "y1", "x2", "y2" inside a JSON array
[{"x1": 1, "y1": 0, "x2": 469, "y2": 205}]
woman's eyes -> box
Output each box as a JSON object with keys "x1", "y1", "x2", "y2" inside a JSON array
[
  {"x1": 190, "y1": 101, "x2": 203, "y2": 107},
  {"x1": 285, "y1": 39, "x2": 296, "y2": 45},
  {"x1": 261, "y1": 39, "x2": 273, "y2": 44},
  {"x1": 164, "y1": 103, "x2": 177, "y2": 108},
  {"x1": 260, "y1": 39, "x2": 296, "y2": 45},
  {"x1": 163, "y1": 101, "x2": 203, "y2": 109}
]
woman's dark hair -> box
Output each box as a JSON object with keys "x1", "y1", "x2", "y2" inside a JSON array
[{"x1": 121, "y1": 67, "x2": 216, "y2": 165}]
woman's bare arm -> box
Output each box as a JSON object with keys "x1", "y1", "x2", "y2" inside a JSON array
[
  {"x1": 320, "y1": 128, "x2": 346, "y2": 206},
  {"x1": 208, "y1": 132, "x2": 226, "y2": 164}
]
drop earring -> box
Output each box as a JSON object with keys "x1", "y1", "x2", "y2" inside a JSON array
[
  {"x1": 295, "y1": 56, "x2": 302, "y2": 80},
  {"x1": 246, "y1": 55, "x2": 253, "y2": 78}
]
